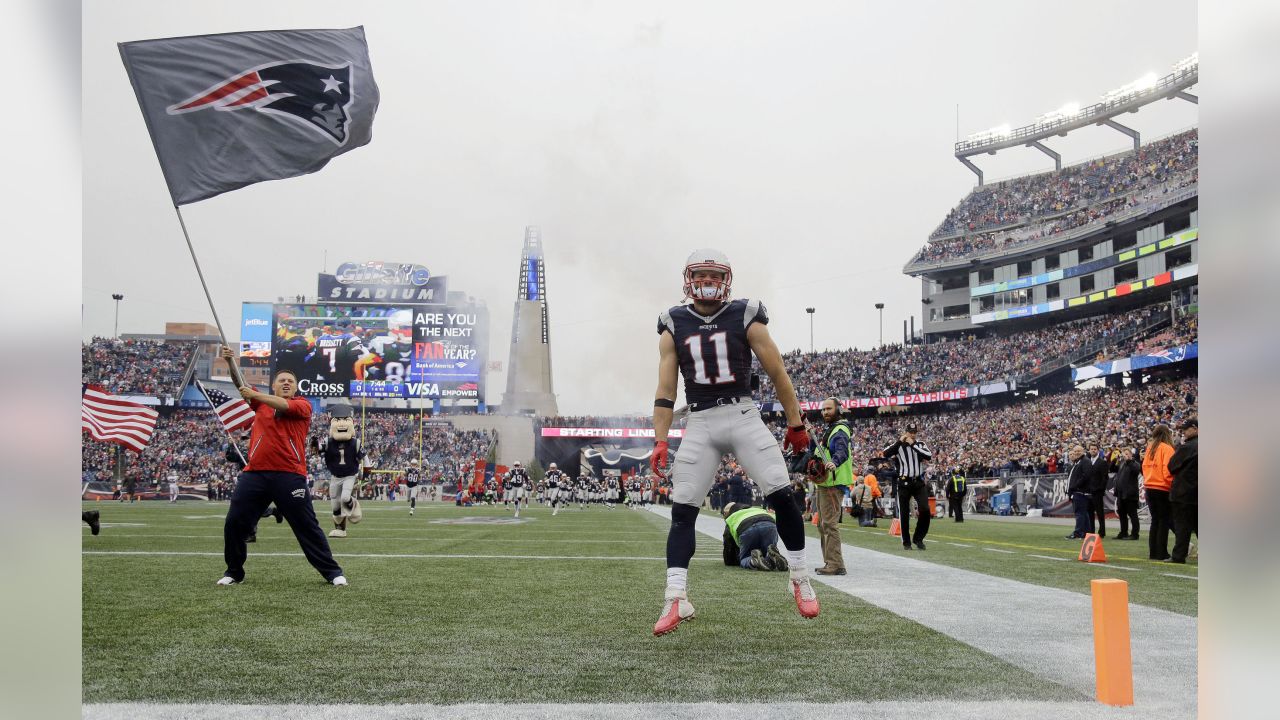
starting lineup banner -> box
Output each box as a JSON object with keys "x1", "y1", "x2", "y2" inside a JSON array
[{"x1": 541, "y1": 428, "x2": 686, "y2": 438}]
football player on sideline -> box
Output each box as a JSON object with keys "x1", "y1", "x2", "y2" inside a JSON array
[{"x1": 651, "y1": 249, "x2": 818, "y2": 636}]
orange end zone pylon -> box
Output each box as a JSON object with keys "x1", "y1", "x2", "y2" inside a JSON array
[{"x1": 1091, "y1": 579, "x2": 1134, "y2": 706}]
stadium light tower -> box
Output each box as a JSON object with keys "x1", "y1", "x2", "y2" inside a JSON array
[
  {"x1": 874, "y1": 303, "x2": 884, "y2": 348},
  {"x1": 111, "y1": 293, "x2": 124, "y2": 338},
  {"x1": 805, "y1": 307, "x2": 815, "y2": 353}
]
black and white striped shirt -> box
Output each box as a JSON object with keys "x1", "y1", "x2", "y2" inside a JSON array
[{"x1": 883, "y1": 439, "x2": 932, "y2": 479}]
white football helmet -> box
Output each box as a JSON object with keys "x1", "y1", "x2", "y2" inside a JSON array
[
  {"x1": 549, "y1": 463, "x2": 558, "y2": 470},
  {"x1": 683, "y1": 248, "x2": 733, "y2": 302},
  {"x1": 513, "y1": 461, "x2": 522, "y2": 468}
]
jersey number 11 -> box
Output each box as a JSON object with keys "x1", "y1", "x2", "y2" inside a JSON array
[{"x1": 685, "y1": 332, "x2": 736, "y2": 385}]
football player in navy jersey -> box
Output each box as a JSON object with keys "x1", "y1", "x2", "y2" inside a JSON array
[
  {"x1": 544, "y1": 463, "x2": 566, "y2": 516},
  {"x1": 403, "y1": 459, "x2": 422, "y2": 515},
  {"x1": 650, "y1": 249, "x2": 818, "y2": 636},
  {"x1": 504, "y1": 461, "x2": 531, "y2": 518}
]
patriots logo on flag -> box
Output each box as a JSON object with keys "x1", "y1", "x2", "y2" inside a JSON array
[
  {"x1": 458, "y1": 382, "x2": 478, "y2": 392},
  {"x1": 166, "y1": 61, "x2": 356, "y2": 145}
]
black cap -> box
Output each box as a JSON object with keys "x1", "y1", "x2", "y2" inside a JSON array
[
  {"x1": 328, "y1": 404, "x2": 354, "y2": 418},
  {"x1": 1180, "y1": 417, "x2": 1197, "y2": 430},
  {"x1": 905, "y1": 423, "x2": 919, "y2": 434}
]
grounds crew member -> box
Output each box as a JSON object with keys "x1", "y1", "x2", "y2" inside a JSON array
[
  {"x1": 883, "y1": 423, "x2": 933, "y2": 550},
  {"x1": 721, "y1": 503, "x2": 788, "y2": 571},
  {"x1": 812, "y1": 397, "x2": 852, "y2": 575},
  {"x1": 946, "y1": 469, "x2": 967, "y2": 522}
]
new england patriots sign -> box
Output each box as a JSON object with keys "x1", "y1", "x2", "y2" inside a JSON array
[{"x1": 120, "y1": 27, "x2": 379, "y2": 205}]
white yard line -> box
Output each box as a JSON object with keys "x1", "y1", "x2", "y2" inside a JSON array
[
  {"x1": 647, "y1": 506, "x2": 1196, "y2": 719},
  {"x1": 1163, "y1": 573, "x2": 1198, "y2": 581},
  {"x1": 81, "y1": 700, "x2": 1169, "y2": 720},
  {"x1": 982, "y1": 547, "x2": 1016, "y2": 554},
  {"x1": 945, "y1": 542, "x2": 972, "y2": 547},
  {"x1": 82, "y1": 550, "x2": 716, "y2": 562},
  {"x1": 1027, "y1": 554, "x2": 1071, "y2": 562}
]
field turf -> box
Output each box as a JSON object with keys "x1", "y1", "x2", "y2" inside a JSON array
[
  {"x1": 82, "y1": 500, "x2": 1087, "y2": 705},
  {"x1": 811, "y1": 511, "x2": 1197, "y2": 616}
]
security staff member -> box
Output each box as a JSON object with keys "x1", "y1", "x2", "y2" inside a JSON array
[
  {"x1": 1065, "y1": 445, "x2": 1093, "y2": 540},
  {"x1": 721, "y1": 502, "x2": 788, "y2": 571},
  {"x1": 812, "y1": 397, "x2": 852, "y2": 575},
  {"x1": 946, "y1": 470, "x2": 967, "y2": 523},
  {"x1": 883, "y1": 423, "x2": 933, "y2": 550}
]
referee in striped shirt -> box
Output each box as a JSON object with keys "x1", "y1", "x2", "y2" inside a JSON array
[{"x1": 883, "y1": 423, "x2": 933, "y2": 550}]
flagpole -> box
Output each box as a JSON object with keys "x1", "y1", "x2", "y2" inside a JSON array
[{"x1": 174, "y1": 206, "x2": 245, "y2": 388}]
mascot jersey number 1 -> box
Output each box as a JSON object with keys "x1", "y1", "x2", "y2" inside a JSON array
[{"x1": 313, "y1": 404, "x2": 366, "y2": 538}]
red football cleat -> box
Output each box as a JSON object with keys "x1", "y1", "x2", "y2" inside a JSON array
[
  {"x1": 791, "y1": 576, "x2": 820, "y2": 619},
  {"x1": 653, "y1": 590, "x2": 695, "y2": 636}
]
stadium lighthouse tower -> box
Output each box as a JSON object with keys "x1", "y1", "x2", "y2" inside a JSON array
[{"x1": 501, "y1": 226, "x2": 558, "y2": 416}]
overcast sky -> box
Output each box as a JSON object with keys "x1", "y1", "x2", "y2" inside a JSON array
[{"x1": 83, "y1": 1, "x2": 1197, "y2": 415}]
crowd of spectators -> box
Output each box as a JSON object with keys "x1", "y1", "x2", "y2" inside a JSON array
[
  {"x1": 82, "y1": 409, "x2": 493, "y2": 492},
  {"x1": 910, "y1": 130, "x2": 1198, "y2": 266},
  {"x1": 757, "y1": 304, "x2": 1170, "y2": 401},
  {"x1": 748, "y1": 376, "x2": 1197, "y2": 483},
  {"x1": 81, "y1": 338, "x2": 196, "y2": 398}
]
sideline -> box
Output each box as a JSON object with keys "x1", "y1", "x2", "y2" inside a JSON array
[{"x1": 647, "y1": 506, "x2": 1196, "y2": 718}]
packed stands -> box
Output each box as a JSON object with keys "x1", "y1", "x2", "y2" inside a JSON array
[
  {"x1": 758, "y1": 375, "x2": 1197, "y2": 481},
  {"x1": 82, "y1": 409, "x2": 493, "y2": 490},
  {"x1": 910, "y1": 130, "x2": 1197, "y2": 266},
  {"x1": 82, "y1": 338, "x2": 196, "y2": 398},
  {"x1": 756, "y1": 304, "x2": 1171, "y2": 401}
]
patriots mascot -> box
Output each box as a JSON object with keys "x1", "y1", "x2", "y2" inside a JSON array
[{"x1": 313, "y1": 404, "x2": 365, "y2": 538}]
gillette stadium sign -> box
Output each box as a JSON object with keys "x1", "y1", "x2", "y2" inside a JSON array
[{"x1": 318, "y1": 261, "x2": 448, "y2": 304}]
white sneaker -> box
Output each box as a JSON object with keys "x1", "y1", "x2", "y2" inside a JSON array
[
  {"x1": 216, "y1": 576, "x2": 239, "y2": 586},
  {"x1": 409, "y1": 508, "x2": 414, "y2": 516},
  {"x1": 328, "y1": 528, "x2": 347, "y2": 538},
  {"x1": 331, "y1": 575, "x2": 348, "y2": 586}
]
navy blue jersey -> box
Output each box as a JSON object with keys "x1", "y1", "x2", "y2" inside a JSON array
[
  {"x1": 506, "y1": 468, "x2": 530, "y2": 488},
  {"x1": 545, "y1": 469, "x2": 564, "y2": 488},
  {"x1": 319, "y1": 438, "x2": 364, "y2": 477},
  {"x1": 658, "y1": 299, "x2": 767, "y2": 406},
  {"x1": 404, "y1": 467, "x2": 421, "y2": 486}
]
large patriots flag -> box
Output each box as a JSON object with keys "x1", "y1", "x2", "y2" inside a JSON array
[
  {"x1": 195, "y1": 379, "x2": 255, "y2": 433},
  {"x1": 119, "y1": 27, "x2": 379, "y2": 205},
  {"x1": 82, "y1": 385, "x2": 159, "y2": 454}
]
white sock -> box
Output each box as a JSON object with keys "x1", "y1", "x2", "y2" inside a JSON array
[
  {"x1": 666, "y1": 567, "x2": 688, "y2": 593},
  {"x1": 785, "y1": 549, "x2": 806, "y2": 573}
]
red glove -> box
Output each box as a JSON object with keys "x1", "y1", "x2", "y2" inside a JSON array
[
  {"x1": 784, "y1": 425, "x2": 810, "y2": 455},
  {"x1": 651, "y1": 440, "x2": 671, "y2": 479}
]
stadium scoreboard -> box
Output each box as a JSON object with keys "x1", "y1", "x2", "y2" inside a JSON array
[{"x1": 238, "y1": 261, "x2": 488, "y2": 400}]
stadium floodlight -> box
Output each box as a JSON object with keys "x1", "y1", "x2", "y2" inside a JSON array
[
  {"x1": 1035, "y1": 102, "x2": 1081, "y2": 126},
  {"x1": 1173, "y1": 52, "x2": 1198, "y2": 74},
  {"x1": 1132, "y1": 72, "x2": 1158, "y2": 91}
]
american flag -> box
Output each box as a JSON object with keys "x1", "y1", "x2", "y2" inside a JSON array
[
  {"x1": 196, "y1": 379, "x2": 255, "y2": 433},
  {"x1": 81, "y1": 385, "x2": 158, "y2": 453}
]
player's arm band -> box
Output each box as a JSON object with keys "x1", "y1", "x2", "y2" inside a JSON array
[{"x1": 654, "y1": 398, "x2": 675, "y2": 409}]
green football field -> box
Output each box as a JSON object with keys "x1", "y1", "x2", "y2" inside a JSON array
[
  {"x1": 81, "y1": 500, "x2": 1103, "y2": 705},
  {"x1": 821, "y1": 512, "x2": 1197, "y2": 616}
]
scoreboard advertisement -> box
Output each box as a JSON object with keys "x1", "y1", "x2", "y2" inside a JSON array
[
  {"x1": 238, "y1": 260, "x2": 487, "y2": 400},
  {"x1": 243, "y1": 303, "x2": 487, "y2": 400}
]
